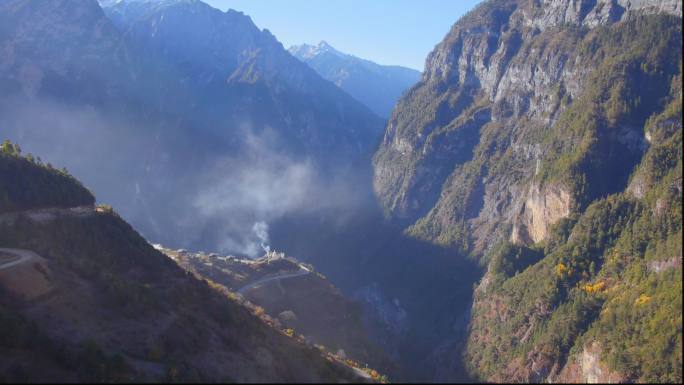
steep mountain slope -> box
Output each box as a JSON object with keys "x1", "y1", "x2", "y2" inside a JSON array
[
  {"x1": 101, "y1": 0, "x2": 383, "y2": 161},
  {"x1": 0, "y1": 143, "x2": 366, "y2": 382},
  {"x1": 290, "y1": 41, "x2": 421, "y2": 118},
  {"x1": 0, "y1": 0, "x2": 384, "y2": 254},
  {"x1": 468, "y1": 98, "x2": 682, "y2": 382},
  {"x1": 0, "y1": 0, "x2": 140, "y2": 101},
  {"x1": 372, "y1": 0, "x2": 682, "y2": 381},
  {"x1": 162, "y1": 247, "x2": 396, "y2": 376},
  {"x1": 374, "y1": 0, "x2": 681, "y2": 253}
]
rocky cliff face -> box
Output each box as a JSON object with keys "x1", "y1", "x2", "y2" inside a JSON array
[
  {"x1": 373, "y1": 0, "x2": 682, "y2": 382},
  {"x1": 554, "y1": 342, "x2": 624, "y2": 383},
  {"x1": 374, "y1": 0, "x2": 682, "y2": 252},
  {"x1": 510, "y1": 183, "x2": 572, "y2": 245}
]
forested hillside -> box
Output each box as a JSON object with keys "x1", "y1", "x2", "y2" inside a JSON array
[
  {"x1": 372, "y1": 0, "x2": 682, "y2": 381},
  {"x1": 0, "y1": 140, "x2": 94, "y2": 213}
]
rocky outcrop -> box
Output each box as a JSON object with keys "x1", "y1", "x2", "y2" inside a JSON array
[
  {"x1": 511, "y1": 183, "x2": 572, "y2": 245},
  {"x1": 554, "y1": 342, "x2": 625, "y2": 383},
  {"x1": 522, "y1": 0, "x2": 681, "y2": 31},
  {"x1": 647, "y1": 257, "x2": 682, "y2": 273}
]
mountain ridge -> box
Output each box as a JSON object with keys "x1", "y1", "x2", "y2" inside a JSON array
[
  {"x1": 289, "y1": 41, "x2": 421, "y2": 118},
  {"x1": 1, "y1": 0, "x2": 384, "y2": 256}
]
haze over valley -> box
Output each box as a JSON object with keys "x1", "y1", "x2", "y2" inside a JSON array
[{"x1": 0, "y1": 0, "x2": 681, "y2": 383}]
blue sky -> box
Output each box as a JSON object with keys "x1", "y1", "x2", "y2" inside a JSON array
[{"x1": 204, "y1": 0, "x2": 482, "y2": 71}]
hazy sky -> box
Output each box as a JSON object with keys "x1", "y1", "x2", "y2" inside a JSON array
[{"x1": 204, "y1": 0, "x2": 482, "y2": 71}]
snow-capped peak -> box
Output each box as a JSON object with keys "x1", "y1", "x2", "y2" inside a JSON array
[{"x1": 289, "y1": 41, "x2": 346, "y2": 60}]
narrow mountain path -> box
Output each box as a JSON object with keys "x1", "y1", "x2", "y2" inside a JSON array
[
  {"x1": 0, "y1": 205, "x2": 96, "y2": 225},
  {"x1": 0, "y1": 248, "x2": 35, "y2": 270},
  {"x1": 237, "y1": 266, "x2": 311, "y2": 296}
]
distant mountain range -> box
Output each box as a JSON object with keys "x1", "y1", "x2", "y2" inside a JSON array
[
  {"x1": 290, "y1": 41, "x2": 421, "y2": 118},
  {"x1": 0, "y1": 0, "x2": 384, "y2": 253}
]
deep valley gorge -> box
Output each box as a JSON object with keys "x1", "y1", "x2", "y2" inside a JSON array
[{"x1": 0, "y1": 0, "x2": 681, "y2": 383}]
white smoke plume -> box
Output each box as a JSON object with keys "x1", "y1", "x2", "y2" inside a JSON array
[
  {"x1": 191, "y1": 126, "x2": 346, "y2": 258},
  {"x1": 252, "y1": 221, "x2": 271, "y2": 253},
  {"x1": 2, "y1": 98, "x2": 365, "y2": 258}
]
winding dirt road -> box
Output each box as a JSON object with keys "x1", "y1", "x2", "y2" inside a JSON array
[
  {"x1": 0, "y1": 248, "x2": 36, "y2": 270},
  {"x1": 0, "y1": 205, "x2": 95, "y2": 225},
  {"x1": 0, "y1": 248, "x2": 53, "y2": 300},
  {"x1": 237, "y1": 266, "x2": 311, "y2": 296}
]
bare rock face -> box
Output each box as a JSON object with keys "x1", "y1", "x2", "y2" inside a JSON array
[
  {"x1": 524, "y1": 0, "x2": 681, "y2": 30},
  {"x1": 627, "y1": 172, "x2": 648, "y2": 199},
  {"x1": 647, "y1": 257, "x2": 682, "y2": 273},
  {"x1": 511, "y1": 183, "x2": 572, "y2": 245},
  {"x1": 554, "y1": 342, "x2": 624, "y2": 383}
]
